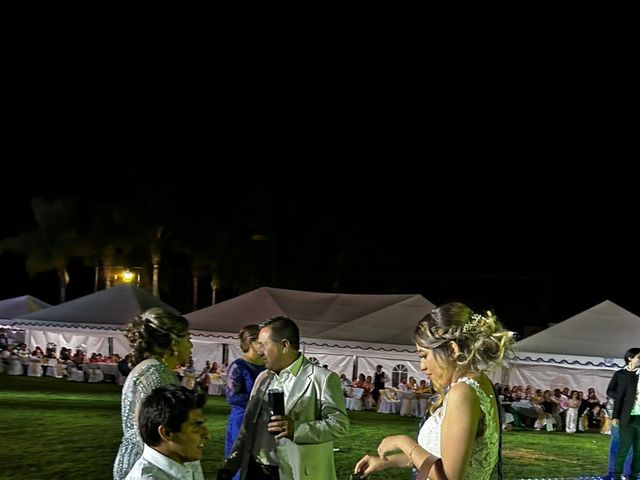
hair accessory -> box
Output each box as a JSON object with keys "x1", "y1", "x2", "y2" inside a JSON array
[{"x1": 462, "y1": 311, "x2": 495, "y2": 335}]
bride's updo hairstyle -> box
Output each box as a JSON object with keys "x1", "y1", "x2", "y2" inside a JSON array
[
  {"x1": 126, "y1": 307, "x2": 189, "y2": 367},
  {"x1": 413, "y1": 302, "x2": 513, "y2": 398}
]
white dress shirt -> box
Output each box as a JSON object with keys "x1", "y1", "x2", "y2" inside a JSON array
[{"x1": 125, "y1": 444, "x2": 204, "y2": 480}]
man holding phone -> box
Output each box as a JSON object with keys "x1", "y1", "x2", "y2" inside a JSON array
[{"x1": 218, "y1": 316, "x2": 349, "y2": 480}]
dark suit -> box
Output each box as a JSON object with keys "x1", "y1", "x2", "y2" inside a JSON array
[
  {"x1": 612, "y1": 368, "x2": 640, "y2": 475},
  {"x1": 607, "y1": 369, "x2": 633, "y2": 475}
]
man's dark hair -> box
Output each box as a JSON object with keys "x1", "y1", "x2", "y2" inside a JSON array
[
  {"x1": 259, "y1": 316, "x2": 300, "y2": 350},
  {"x1": 624, "y1": 347, "x2": 640, "y2": 365},
  {"x1": 139, "y1": 384, "x2": 207, "y2": 447}
]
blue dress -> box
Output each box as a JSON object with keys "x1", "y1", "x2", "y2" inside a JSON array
[{"x1": 225, "y1": 357, "x2": 265, "y2": 475}]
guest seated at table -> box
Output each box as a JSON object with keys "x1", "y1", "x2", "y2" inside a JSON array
[
  {"x1": 415, "y1": 379, "x2": 433, "y2": 395},
  {"x1": 501, "y1": 385, "x2": 513, "y2": 402},
  {"x1": 582, "y1": 403, "x2": 607, "y2": 432},
  {"x1": 201, "y1": 360, "x2": 211, "y2": 374},
  {"x1": 219, "y1": 361, "x2": 228, "y2": 375},
  {"x1": 59, "y1": 347, "x2": 71, "y2": 362},
  {"x1": 118, "y1": 353, "x2": 133, "y2": 378},
  {"x1": 32, "y1": 346, "x2": 45, "y2": 358},
  {"x1": 353, "y1": 373, "x2": 366, "y2": 389},
  {"x1": 340, "y1": 373, "x2": 352, "y2": 391},
  {"x1": 407, "y1": 376, "x2": 418, "y2": 391},
  {"x1": 195, "y1": 369, "x2": 211, "y2": 393},
  {"x1": 584, "y1": 387, "x2": 601, "y2": 411},
  {"x1": 72, "y1": 349, "x2": 85, "y2": 366},
  {"x1": 397, "y1": 378, "x2": 408, "y2": 391}
]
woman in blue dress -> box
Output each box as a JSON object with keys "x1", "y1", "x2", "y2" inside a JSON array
[{"x1": 224, "y1": 324, "x2": 265, "y2": 479}]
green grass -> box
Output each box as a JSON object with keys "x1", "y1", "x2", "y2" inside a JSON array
[{"x1": 0, "y1": 375, "x2": 609, "y2": 479}]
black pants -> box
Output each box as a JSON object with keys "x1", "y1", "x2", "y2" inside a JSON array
[
  {"x1": 615, "y1": 415, "x2": 640, "y2": 475},
  {"x1": 247, "y1": 459, "x2": 279, "y2": 480}
]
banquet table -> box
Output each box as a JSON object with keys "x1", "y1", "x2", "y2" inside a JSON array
[{"x1": 208, "y1": 373, "x2": 226, "y2": 395}]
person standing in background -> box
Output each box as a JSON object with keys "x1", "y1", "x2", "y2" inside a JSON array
[
  {"x1": 372, "y1": 365, "x2": 387, "y2": 406},
  {"x1": 113, "y1": 308, "x2": 194, "y2": 480},
  {"x1": 224, "y1": 324, "x2": 266, "y2": 480},
  {"x1": 605, "y1": 347, "x2": 640, "y2": 479}
]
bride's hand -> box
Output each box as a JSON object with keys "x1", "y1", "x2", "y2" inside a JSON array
[
  {"x1": 353, "y1": 454, "x2": 386, "y2": 476},
  {"x1": 377, "y1": 434, "x2": 412, "y2": 460}
]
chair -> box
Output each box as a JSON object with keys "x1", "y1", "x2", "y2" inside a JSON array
[
  {"x1": 27, "y1": 357, "x2": 43, "y2": 377},
  {"x1": 345, "y1": 387, "x2": 365, "y2": 411},
  {"x1": 7, "y1": 355, "x2": 23, "y2": 375},
  {"x1": 55, "y1": 361, "x2": 67, "y2": 378},
  {"x1": 45, "y1": 359, "x2": 63, "y2": 378},
  {"x1": 416, "y1": 393, "x2": 432, "y2": 418},
  {"x1": 207, "y1": 373, "x2": 225, "y2": 395},
  {"x1": 378, "y1": 388, "x2": 401, "y2": 414},
  {"x1": 67, "y1": 363, "x2": 86, "y2": 382},
  {"x1": 181, "y1": 372, "x2": 197, "y2": 390},
  {"x1": 87, "y1": 364, "x2": 104, "y2": 383},
  {"x1": 399, "y1": 391, "x2": 417, "y2": 416}
]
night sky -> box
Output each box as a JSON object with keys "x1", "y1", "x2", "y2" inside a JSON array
[{"x1": 1, "y1": 16, "x2": 639, "y2": 336}]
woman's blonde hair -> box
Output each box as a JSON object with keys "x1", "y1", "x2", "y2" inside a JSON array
[
  {"x1": 413, "y1": 302, "x2": 514, "y2": 412},
  {"x1": 126, "y1": 307, "x2": 189, "y2": 367}
]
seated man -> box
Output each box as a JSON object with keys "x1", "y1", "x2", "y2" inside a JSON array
[{"x1": 125, "y1": 384, "x2": 210, "y2": 480}]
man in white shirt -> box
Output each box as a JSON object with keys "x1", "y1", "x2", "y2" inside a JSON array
[{"x1": 125, "y1": 385, "x2": 210, "y2": 480}]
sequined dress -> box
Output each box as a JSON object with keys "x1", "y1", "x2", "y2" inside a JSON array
[
  {"x1": 416, "y1": 376, "x2": 499, "y2": 480},
  {"x1": 113, "y1": 358, "x2": 179, "y2": 480}
]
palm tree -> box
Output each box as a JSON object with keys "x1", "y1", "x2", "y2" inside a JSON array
[{"x1": 0, "y1": 198, "x2": 90, "y2": 303}]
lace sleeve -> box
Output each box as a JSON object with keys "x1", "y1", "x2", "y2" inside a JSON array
[{"x1": 226, "y1": 361, "x2": 250, "y2": 407}]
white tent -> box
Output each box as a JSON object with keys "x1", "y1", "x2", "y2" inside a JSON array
[
  {"x1": 186, "y1": 287, "x2": 436, "y2": 382},
  {"x1": 0, "y1": 295, "x2": 51, "y2": 346},
  {"x1": 2, "y1": 285, "x2": 182, "y2": 360},
  {"x1": 0, "y1": 295, "x2": 51, "y2": 319},
  {"x1": 504, "y1": 300, "x2": 638, "y2": 400}
]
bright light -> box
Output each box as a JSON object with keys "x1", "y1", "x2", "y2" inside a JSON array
[{"x1": 122, "y1": 269, "x2": 134, "y2": 282}]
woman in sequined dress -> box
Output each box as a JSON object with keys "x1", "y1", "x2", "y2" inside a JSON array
[{"x1": 112, "y1": 307, "x2": 193, "y2": 480}]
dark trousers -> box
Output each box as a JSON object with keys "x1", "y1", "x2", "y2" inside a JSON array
[
  {"x1": 247, "y1": 459, "x2": 279, "y2": 480},
  {"x1": 615, "y1": 415, "x2": 640, "y2": 475}
]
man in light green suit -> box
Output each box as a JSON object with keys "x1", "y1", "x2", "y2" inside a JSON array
[{"x1": 218, "y1": 316, "x2": 349, "y2": 480}]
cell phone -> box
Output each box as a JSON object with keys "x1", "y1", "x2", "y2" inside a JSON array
[{"x1": 349, "y1": 474, "x2": 368, "y2": 480}]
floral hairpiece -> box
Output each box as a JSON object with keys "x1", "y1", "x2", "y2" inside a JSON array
[{"x1": 462, "y1": 311, "x2": 495, "y2": 335}]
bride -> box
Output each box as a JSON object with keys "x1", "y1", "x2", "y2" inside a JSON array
[{"x1": 353, "y1": 302, "x2": 513, "y2": 480}]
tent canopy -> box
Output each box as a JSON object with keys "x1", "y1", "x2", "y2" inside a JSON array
[
  {"x1": 504, "y1": 300, "x2": 639, "y2": 401},
  {"x1": 186, "y1": 286, "x2": 435, "y2": 348},
  {"x1": 513, "y1": 300, "x2": 639, "y2": 364},
  {"x1": 0, "y1": 295, "x2": 51, "y2": 320},
  {"x1": 8, "y1": 285, "x2": 178, "y2": 330}
]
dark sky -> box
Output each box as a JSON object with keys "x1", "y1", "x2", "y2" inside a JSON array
[{"x1": 1, "y1": 15, "x2": 639, "y2": 335}]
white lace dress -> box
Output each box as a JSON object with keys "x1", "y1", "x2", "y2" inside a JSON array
[{"x1": 417, "y1": 377, "x2": 499, "y2": 480}]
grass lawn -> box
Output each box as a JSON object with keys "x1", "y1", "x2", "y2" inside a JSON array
[{"x1": 0, "y1": 375, "x2": 609, "y2": 479}]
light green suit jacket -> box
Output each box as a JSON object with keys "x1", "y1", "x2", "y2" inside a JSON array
[{"x1": 224, "y1": 355, "x2": 349, "y2": 480}]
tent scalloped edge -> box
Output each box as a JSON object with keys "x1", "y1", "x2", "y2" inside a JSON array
[
  {"x1": 512, "y1": 355, "x2": 623, "y2": 369},
  {"x1": 191, "y1": 332, "x2": 417, "y2": 353},
  {"x1": 7, "y1": 321, "x2": 125, "y2": 331}
]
